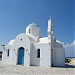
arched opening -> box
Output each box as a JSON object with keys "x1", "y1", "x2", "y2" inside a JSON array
[
  {"x1": 51, "y1": 49, "x2": 53, "y2": 67},
  {"x1": 37, "y1": 48, "x2": 40, "y2": 58},
  {"x1": 17, "y1": 47, "x2": 24, "y2": 65},
  {"x1": 0, "y1": 51, "x2": 2, "y2": 60}
]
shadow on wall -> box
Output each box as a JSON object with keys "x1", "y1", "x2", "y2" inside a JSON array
[{"x1": 30, "y1": 44, "x2": 40, "y2": 66}]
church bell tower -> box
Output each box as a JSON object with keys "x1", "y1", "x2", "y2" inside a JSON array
[{"x1": 48, "y1": 16, "x2": 53, "y2": 44}]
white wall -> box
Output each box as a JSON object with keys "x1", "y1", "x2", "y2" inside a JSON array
[
  {"x1": 30, "y1": 43, "x2": 51, "y2": 67},
  {"x1": 2, "y1": 45, "x2": 13, "y2": 64},
  {"x1": 30, "y1": 43, "x2": 40, "y2": 66},
  {"x1": 52, "y1": 47, "x2": 65, "y2": 66},
  {"x1": 2, "y1": 33, "x2": 31, "y2": 66},
  {"x1": 12, "y1": 33, "x2": 31, "y2": 66}
]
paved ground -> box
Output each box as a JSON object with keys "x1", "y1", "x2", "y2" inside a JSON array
[{"x1": 0, "y1": 61, "x2": 75, "y2": 75}]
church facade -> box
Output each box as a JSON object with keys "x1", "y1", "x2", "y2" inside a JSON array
[{"x1": 1, "y1": 18, "x2": 65, "y2": 67}]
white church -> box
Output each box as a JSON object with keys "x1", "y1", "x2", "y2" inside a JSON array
[{"x1": 1, "y1": 18, "x2": 65, "y2": 67}]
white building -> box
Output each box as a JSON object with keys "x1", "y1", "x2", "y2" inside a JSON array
[
  {"x1": 0, "y1": 46, "x2": 3, "y2": 60},
  {"x1": 1, "y1": 18, "x2": 65, "y2": 67}
]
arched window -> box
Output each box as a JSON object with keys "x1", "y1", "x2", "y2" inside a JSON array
[
  {"x1": 7, "y1": 49, "x2": 10, "y2": 57},
  {"x1": 0, "y1": 51, "x2": 2, "y2": 60},
  {"x1": 37, "y1": 49, "x2": 40, "y2": 58},
  {"x1": 29, "y1": 29, "x2": 30, "y2": 33}
]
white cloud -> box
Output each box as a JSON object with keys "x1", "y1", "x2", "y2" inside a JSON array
[{"x1": 65, "y1": 40, "x2": 75, "y2": 57}]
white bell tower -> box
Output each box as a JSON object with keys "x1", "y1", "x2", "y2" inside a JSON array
[{"x1": 48, "y1": 16, "x2": 53, "y2": 43}]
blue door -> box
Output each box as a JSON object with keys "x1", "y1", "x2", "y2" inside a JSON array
[{"x1": 17, "y1": 47, "x2": 24, "y2": 65}]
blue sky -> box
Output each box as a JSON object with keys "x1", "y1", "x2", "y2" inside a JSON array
[{"x1": 0, "y1": 0, "x2": 74, "y2": 44}]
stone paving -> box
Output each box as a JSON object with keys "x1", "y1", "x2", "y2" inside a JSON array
[{"x1": 0, "y1": 61, "x2": 75, "y2": 75}]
